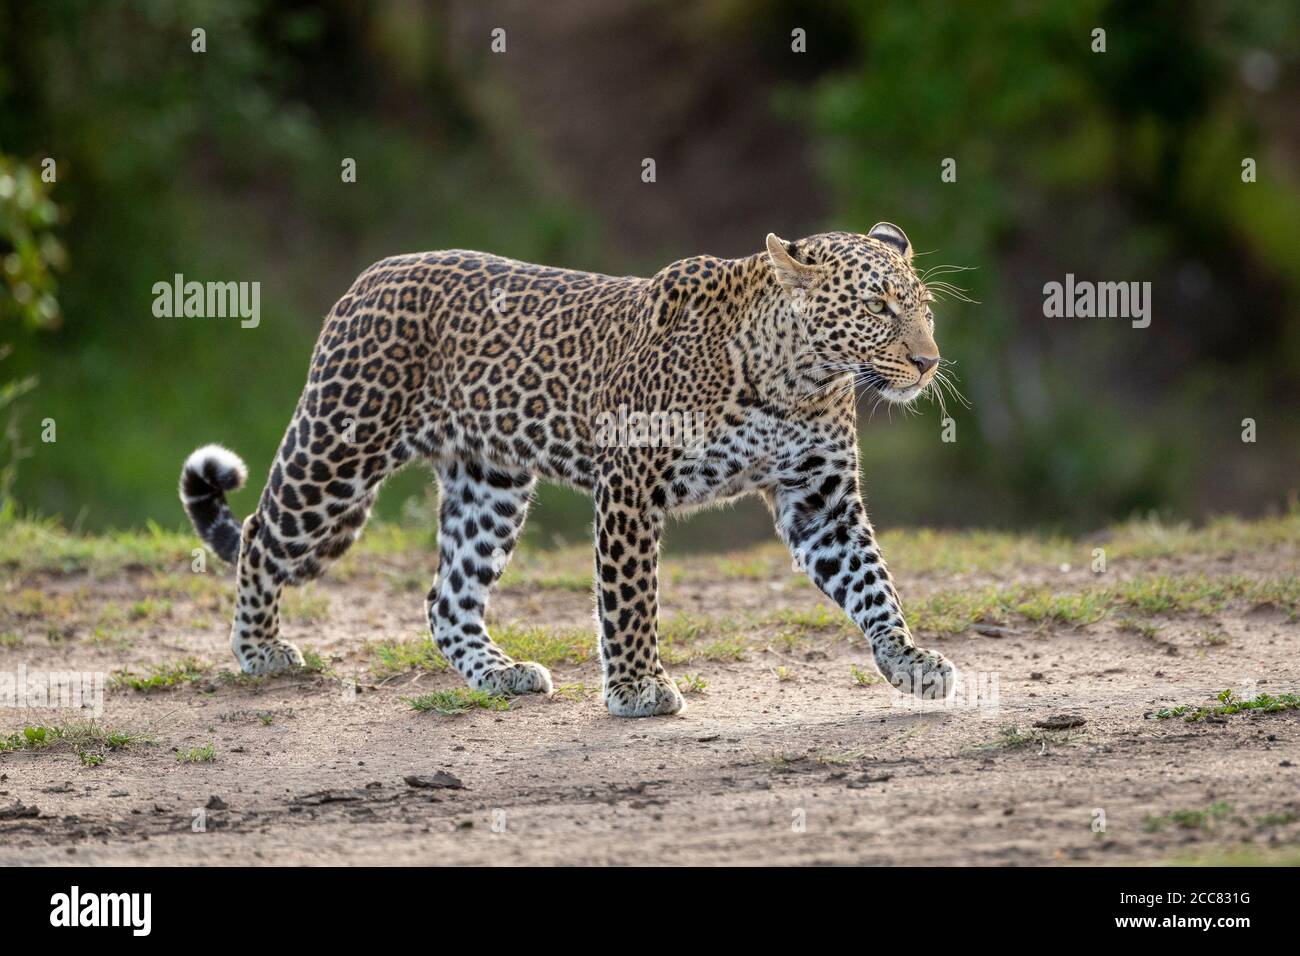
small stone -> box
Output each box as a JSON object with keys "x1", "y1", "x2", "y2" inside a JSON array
[
  {"x1": 404, "y1": 771, "x2": 464, "y2": 790},
  {"x1": 0, "y1": 799, "x2": 39, "y2": 820},
  {"x1": 846, "y1": 772, "x2": 892, "y2": 789},
  {"x1": 1033, "y1": 714, "x2": 1086, "y2": 730}
]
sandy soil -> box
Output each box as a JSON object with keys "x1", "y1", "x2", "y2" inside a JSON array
[{"x1": 2, "y1": 536, "x2": 1298, "y2": 865}]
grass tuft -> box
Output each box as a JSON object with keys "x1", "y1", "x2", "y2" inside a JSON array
[
  {"x1": 112, "y1": 658, "x2": 210, "y2": 692},
  {"x1": 1152, "y1": 688, "x2": 1300, "y2": 722},
  {"x1": 494, "y1": 623, "x2": 591, "y2": 667},
  {"x1": 850, "y1": 664, "x2": 882, "y2": 687},
  {"x1": 406, "y1": 688, "x2": 510, "y2": 715},
  {"x1": 175, "y1": 742, "x2": 216, "y2": 763},
  {"x1": 368, "y1": 635, "x2": 449, "y2": 678},
  {"x1": 0, "y1": 720, "x2": 152, "y2": 763},
  {"x1": 675, "y1": 673, "x2": 709, "y2": 694},
  {"x1": 1144, "y1": 801, "x2": 1233, "y2": 833}
]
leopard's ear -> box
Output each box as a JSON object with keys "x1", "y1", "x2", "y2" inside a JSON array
[
  {"x1": 765, "y1": 233, "x2": 818, "y2": 293},
  {"x1": 867, "y1": 222, "x2": 912, "y2": 261}
]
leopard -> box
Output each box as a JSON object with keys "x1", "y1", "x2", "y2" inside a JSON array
[{"x1": 180, "y1": 221, "x2": 959, "y2": 718}]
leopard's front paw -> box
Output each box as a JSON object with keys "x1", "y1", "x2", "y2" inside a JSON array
[
  {"x1": 605, "y1": 674, "x2": 685, "y2": 718},
  {"x1": 875, "y1": 636, "x2": 958, "y2": 701},
  {"x1": 475, "y1": 661, "x2": 553, "y2": 696},
  {"x1": 238, "y1": 638, "x2": 305, "y2": 676}
]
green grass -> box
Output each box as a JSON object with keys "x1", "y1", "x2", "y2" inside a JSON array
[
  {"x1": 111, "y1": 657, "x2": 210, "y2": 692},
  {"x1": 811, "y1": 746, "x2": 867, "y2": 765},
  {"x1": 127, "y1": 596, "x2": 172, "y2": 622},
  {"x1": 909, "y1": 573, "x2": 1299, "y2": 637},
  {"x1": 850, "y1": 664, "x2": 882, "y2": 687},
  {"x1": 496, "y1": 545, "x2": 591, "y2": 592},
  {"x1": 368, "y1": 635, "x2": 450, "y2": 678},
  {"x1": 1163, "y1": 844, "x2": 1300, "y2": 866},
  {"x1": 381, "y1": 569, "x2": 431, "y2": 595},
  {"x1": 1254, "y1": 810, "x2": 1297, "y2": 827},
  {"x1": 675, "y1": 673, "x2": 709, "y2": 694},
  {"x1": 373, "y1": 624, "x2": 595, "y2": 675},
  {"x1": 696, "y1": 637, "x2": 746, "y2": 661},
  {"x1": 763, "y1": 604, "x2": 851, "y2": 634},
  {"x1": 657, "y1": 615, "x2": 750, "y2": 664},
  {"x1": 282, "y1": 588, "x2": 330, "y2": 624},
  {"x1": 985, "y1": 725, "x2": 1042, "y2": 750},
  {"x1": 0, "y1": 720, "x2": 152, "y2": 761},
  {"x1": 4, "y1": 510, "x2": 1295, "y2": 583},
  {"x1": 1116, "y1": 617, "x2": 1163, "y2": 641},
  {"x1": 714, "y1": 554, "x2": 780, "y2": 580},
  {"x1": 175, "y1": 742, "x2": 216, "y2": 763},
  {"x1": 1152, "y1": 688, "x2": 1300, "y2": 723},
  {"x1": 141, "y1": 571, "x2": 230, "y2": 603},
  {"x1": 88, "y1": 626, "x2": 132, "y2": 651},
  {"x1": 768, "y1": 631, "x2": 806, "y2": 654},
  {"x1": 114, "y1": 650, "x2": 331, "y2": 690},
  {"x1": 0, "y1": 724, "x2": 58, "y2": 751},
  {"x1": 659, "y1": 614, "x2": 718, "y2": 643},
  {"x1": 1144, "y1": 801, "x2": 1234, "y2": 833},
  {"x1": 978, "y1": 723, "x2": 1085, "y2": 751},
  {"x1": 876, "y1": 510, "x2": 1300, "y2": 576},
  {"x1": 1014, "y1": 589, "x2": 1110, "y2": 627},
  {"x1": 298, "y1": 645, "x2": 335, "y2": 676},
  {"x1": 2, "y1": 588, "x2": 79, "y2": 622},
  {"x1": 552, "y1": 681, "x2": 597, "y2": 701},
  {"x1": 0, "y1": 515, "x2": 196, "y2": 576},
  {"x1": 405, "y1": 688, "x2": 510, "y2": 715},
  {"x1": 526, "y1": 572, "x2": 592, "y2": 592},
  {"x1": 494, "y1": 622, "x2": 591, "y2": 667}
]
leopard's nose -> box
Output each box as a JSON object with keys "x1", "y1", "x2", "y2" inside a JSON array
[{"x1": 910, "y1": 354, "x2": 939, "y2": 376}]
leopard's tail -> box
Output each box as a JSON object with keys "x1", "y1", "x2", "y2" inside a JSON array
[{"x1": 180, "y1": 444, "x2": 248, "y2": 564}]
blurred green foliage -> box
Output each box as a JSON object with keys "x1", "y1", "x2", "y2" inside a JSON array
[
  {"x1": 787, "y1": 0, "x2": 1300, "y2": 526},
  {"x1": 0, "y1": 0, "x2": 599, "y2": 534},
  {"x1": 0, "y1": 155, "x2": 64, "y2": 331},
  {"x1": 0, "y1": 153, "x2": 65, "y2": 504},
  {"x1": 0, "y1": 0, "x2": 1296, "y2": 544}
]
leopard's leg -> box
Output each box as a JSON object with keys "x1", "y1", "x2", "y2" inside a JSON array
[
  {"x1": 232, "y1": 485, "x2": 384, "y2": 674},
  {"x1": 766, "y1": 462, "x2": 958, "y2": 699},
  {"x1": 231, "y1": 402, "x2": 405, "y2": 674},
  {"x1": 428, "y1": 460, "x2": 552, "y2": 696},
  {"x1": 230, "y1": 509, "x2": 300, "y2": 675},
  {"x1": 593, "y1": 470, "x2": 684, "y2": 718}
]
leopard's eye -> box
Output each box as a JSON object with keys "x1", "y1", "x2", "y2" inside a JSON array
[{"x1": 866, "y1": 298, "x2": 887, "y2": 315}]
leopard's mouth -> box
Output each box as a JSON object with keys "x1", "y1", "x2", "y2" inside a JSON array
[
  {"x1": 877, "y1": 380, "x2": 925, "y2": 404},
  {"x1": 855, "y1": 363, "x2": 924, "y2": 404},
  {"x1": 808, "y1": 363, "x2": 923, "y2": 404}
]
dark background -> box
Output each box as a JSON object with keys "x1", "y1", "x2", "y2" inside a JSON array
[{"x1": 2, "y1": 0, "x2": 1297, "y2": 550}]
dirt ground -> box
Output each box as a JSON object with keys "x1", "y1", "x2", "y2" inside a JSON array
[{"x1": 2, "y1": 520, "x2": 1298, "y2": 865}]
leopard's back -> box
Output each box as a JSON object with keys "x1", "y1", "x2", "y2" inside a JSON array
[{"x1": 307, "y1": 250, "x2": 647, "y2": 487}]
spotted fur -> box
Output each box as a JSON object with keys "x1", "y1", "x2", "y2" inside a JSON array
[{"x1": 181, "y1": 222, "x2": 958, "y2": 717}]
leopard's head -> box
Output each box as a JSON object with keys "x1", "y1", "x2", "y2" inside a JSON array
[{"x1": 766, "y1": 223, "x2": 941, "y2": 404}]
